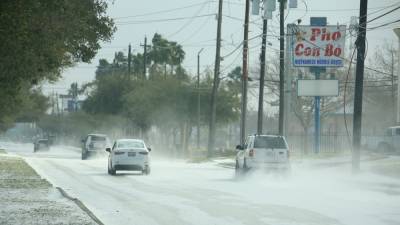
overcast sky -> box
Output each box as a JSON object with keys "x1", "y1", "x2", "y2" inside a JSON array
[{"x1": 43, "y1": 0, "x2": 400, "y2": 97}]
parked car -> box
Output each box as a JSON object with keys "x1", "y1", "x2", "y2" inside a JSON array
[
  {"x1": 81, "y1": 134, "x2": 110, "y2": 160},
  {"x1": 235, "y1": 135, "x2": 290, "y2": 174},
  {"x1": 34, "y1": 139, "x2": 50, "y2": 152},
  {"x1": 106, "y1": 139, "x2": 151, "y2": 175}
]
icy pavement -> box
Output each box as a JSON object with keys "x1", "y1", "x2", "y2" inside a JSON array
[{"x1": 2, "y1": 142, "x2": 400, "y2": 225}]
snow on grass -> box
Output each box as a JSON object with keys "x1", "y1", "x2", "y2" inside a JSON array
[{"x1": 0, "y1": 154, "x2": 97, "y2": 225}]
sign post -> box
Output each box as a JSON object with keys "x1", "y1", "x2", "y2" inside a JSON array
[
  {"x1": 311, "y1": 17, "x2": 326, "y2": 154},
  {"x1": 314, "y1": 70, "x2": 321, "y2": 154},
  {"x1": 292, "y1": 17, "x2": 346, "y2": 154}
]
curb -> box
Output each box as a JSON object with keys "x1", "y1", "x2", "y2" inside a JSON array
[{"x1": 56, "y1": 187, "x2": 105, "y2": 225}]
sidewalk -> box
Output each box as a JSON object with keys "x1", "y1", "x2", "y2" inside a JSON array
[{"x1": 0, "y1": 150, "x2": 99, "y2": 225}]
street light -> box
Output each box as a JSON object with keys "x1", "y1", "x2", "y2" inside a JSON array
[
  {"x1": 393, "y1": 28, "x2": 400, "y2": 124},
  {"x1": 197, "y1": 48, "x2": 204, "y2": 149}
]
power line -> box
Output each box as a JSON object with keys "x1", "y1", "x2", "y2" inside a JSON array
[
  {"x1": 180, "y1": 13, "x2": 213, "y2": 45},
  {"x1": 221, "y1": 33, "x2": 262, "y2": 59},
  {"x1": 222, "y1": 15, "x2": 262, "y2": 26},
  {"x1": 113, "y1": 1, "x2": 215, "y2": 20},
  {"x1": 115, "y1": 14, "x2": 215, "y2": 25},
  {"x1": 167, "y1": 1, "x2": 211, "y2": 38},
  {"x1": 223, "y1": 0, "x2": 399, "y2": 12},
  {"x1": 367, "y1": 5, "x2": 400, "y2": 24},
  {"x1": 368, "y1": 19, "x2": 400, "y2": 30}
]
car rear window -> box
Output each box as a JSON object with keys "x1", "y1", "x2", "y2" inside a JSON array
[
  {"x1": 91, "y1": 136, "x2": 106, "y2": 141},
  {"x1": 254, "y1": 136, "x2": 287, "y2": 149},
  {"x1": 117, "y1": 141, "x2": 144, "y2": 149}
]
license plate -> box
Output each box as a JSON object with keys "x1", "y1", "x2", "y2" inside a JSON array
[{"x1": 128, "y1": 152, "x2": 136, "y2": 157}]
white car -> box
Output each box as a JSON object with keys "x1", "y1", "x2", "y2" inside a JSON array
[
  {"x1": 235, "y1": 135, "x2": 290, "y2": 174},
  {"x1": 106, "y1": 139, "x2": 151, "y2": 175}
]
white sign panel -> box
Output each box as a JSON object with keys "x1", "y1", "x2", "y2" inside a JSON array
[
  {"x1": 297, "y1": 79, "x2": 339, "y2": 97},
  {"x1": 292, "y1": 25, "x2": 346, "y2": 67}
]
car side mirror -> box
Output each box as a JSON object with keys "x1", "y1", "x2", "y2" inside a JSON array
[
  {"x1": 105, "y1": 147, "x2": 111, "y2": 152},
  {"x1": 147, "y1": 147, "x2": 152, "y2": 152},
  {"x1": 236, "y1": 145, "x2": 243, "y2": 150}
]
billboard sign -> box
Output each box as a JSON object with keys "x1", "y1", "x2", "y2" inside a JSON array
[
  {"x1": 297, "y1": 79, "x2": 339, "y2": 97},
  {"x1": 292, "y1": 25, "x2": 346, "y2": 67}
]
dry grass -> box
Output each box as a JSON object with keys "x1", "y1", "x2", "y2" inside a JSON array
[{"x1": 0, "y1": 156, "x2": 51, "y2": 189}]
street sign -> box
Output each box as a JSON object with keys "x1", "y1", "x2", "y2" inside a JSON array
[
  {"x1": 292, "y1": 25, "x2": 346, "y2": 67},
  {"x1": 297, "y1": 79, "x2": 339, "y2": 97}
]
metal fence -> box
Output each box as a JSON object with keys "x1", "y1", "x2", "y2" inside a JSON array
[{"x1": 285, "y1": 135, "x2": 385, "y2": 154}]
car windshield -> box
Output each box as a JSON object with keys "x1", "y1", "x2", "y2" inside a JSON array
[
  {"x1": 254, "y1": 136, "x2": 287, "y2": 149},
  {"x1": 91, "y1": 136, "x2": 106, "y2": 142},
  {"x1": 117, "y1": 140, "x2": 144, "y2": 149}
]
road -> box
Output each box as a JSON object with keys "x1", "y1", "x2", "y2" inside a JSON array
[{"x1": 3, "y1": 142, "x2": 400, "y2": 225}]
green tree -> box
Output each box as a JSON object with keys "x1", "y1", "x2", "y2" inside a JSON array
[
  {"x1": 83, "y1": 74, "x2": 133, "y2": 115},
  {"x1": 0, "y1": 0, "x2": 115, "y2": 131},
  {"x1": 81, "y1": 34, "x2": 240, "y2": 156}
]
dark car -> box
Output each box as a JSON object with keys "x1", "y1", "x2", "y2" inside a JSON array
[
  {"x1": 81, "y1": 134, "x2": 110, "y2": 160},
  {"x1": 34, "y1": 139, "x2": 50, "y2": 152}
]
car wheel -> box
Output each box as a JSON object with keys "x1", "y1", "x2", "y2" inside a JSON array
[
  {"x1": 143, "y1": 165, "x2": 150, "y2": 175},
  {"x1": 235, "y1": 160, "x2": 241, "y2": 176},
  {"x1": 81, "y1": 150, "x2": 87, "y2": 160},
  {"x1": 109, "y1": 164, "x2": 116, "y2": 175},
  {"x1": 243, "y1": 158, "x2": 249, "y2": 172}
]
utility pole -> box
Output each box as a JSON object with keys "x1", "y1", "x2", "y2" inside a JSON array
[
  {"x1": 310, "y1": 17, "x2": 327, "y2": 155},
  {"x1": 72, "y1": 82, "x2": 78, "y2": 112},
  {"x1": 391, "y1": 51, "x2": 396, "y2": 123},
  {"x1": 257, "y1": 17, "x2": 267, "y2": 134},
  {"x1": 128, "y1": 43, "x2": 132, "y2": 77},
  {"x1": 56, "y1": 93, "x2": 60, "y2": 116},
  {"x1": 394, "y1": 28, "x2": 400, "y2": 124},
  {"x1": 197, "y1": 48, "x2": 204, "y2": 149},
  {"x1": 352, "y1": 0, "x2": 368, "y2": 172},
  {"x1": 207, "y1": 0, "x2": 223, "y2": 158},
  {"x1": 256, "y1": 0, "x2": 276, "y2": 134},
  {"x1": 141, "y1": 37, "x2": 151, "y2": 79},
  {"x1": 144, "y1": 37, "x2": 147, "y2": 79},
  {"x1": 240, "y1": 0, "x2": 250, "y2": 145},
  {"x1": 51, "y1": 91, "x2": 55, "y2": 115},
  {"x1": 278, "y1": 0, "x2": 286, "y2": 136}
]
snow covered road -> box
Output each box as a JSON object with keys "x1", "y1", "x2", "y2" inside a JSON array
[{"x1": 3, "y1": 142, "x2": 400, "y2": 225}]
